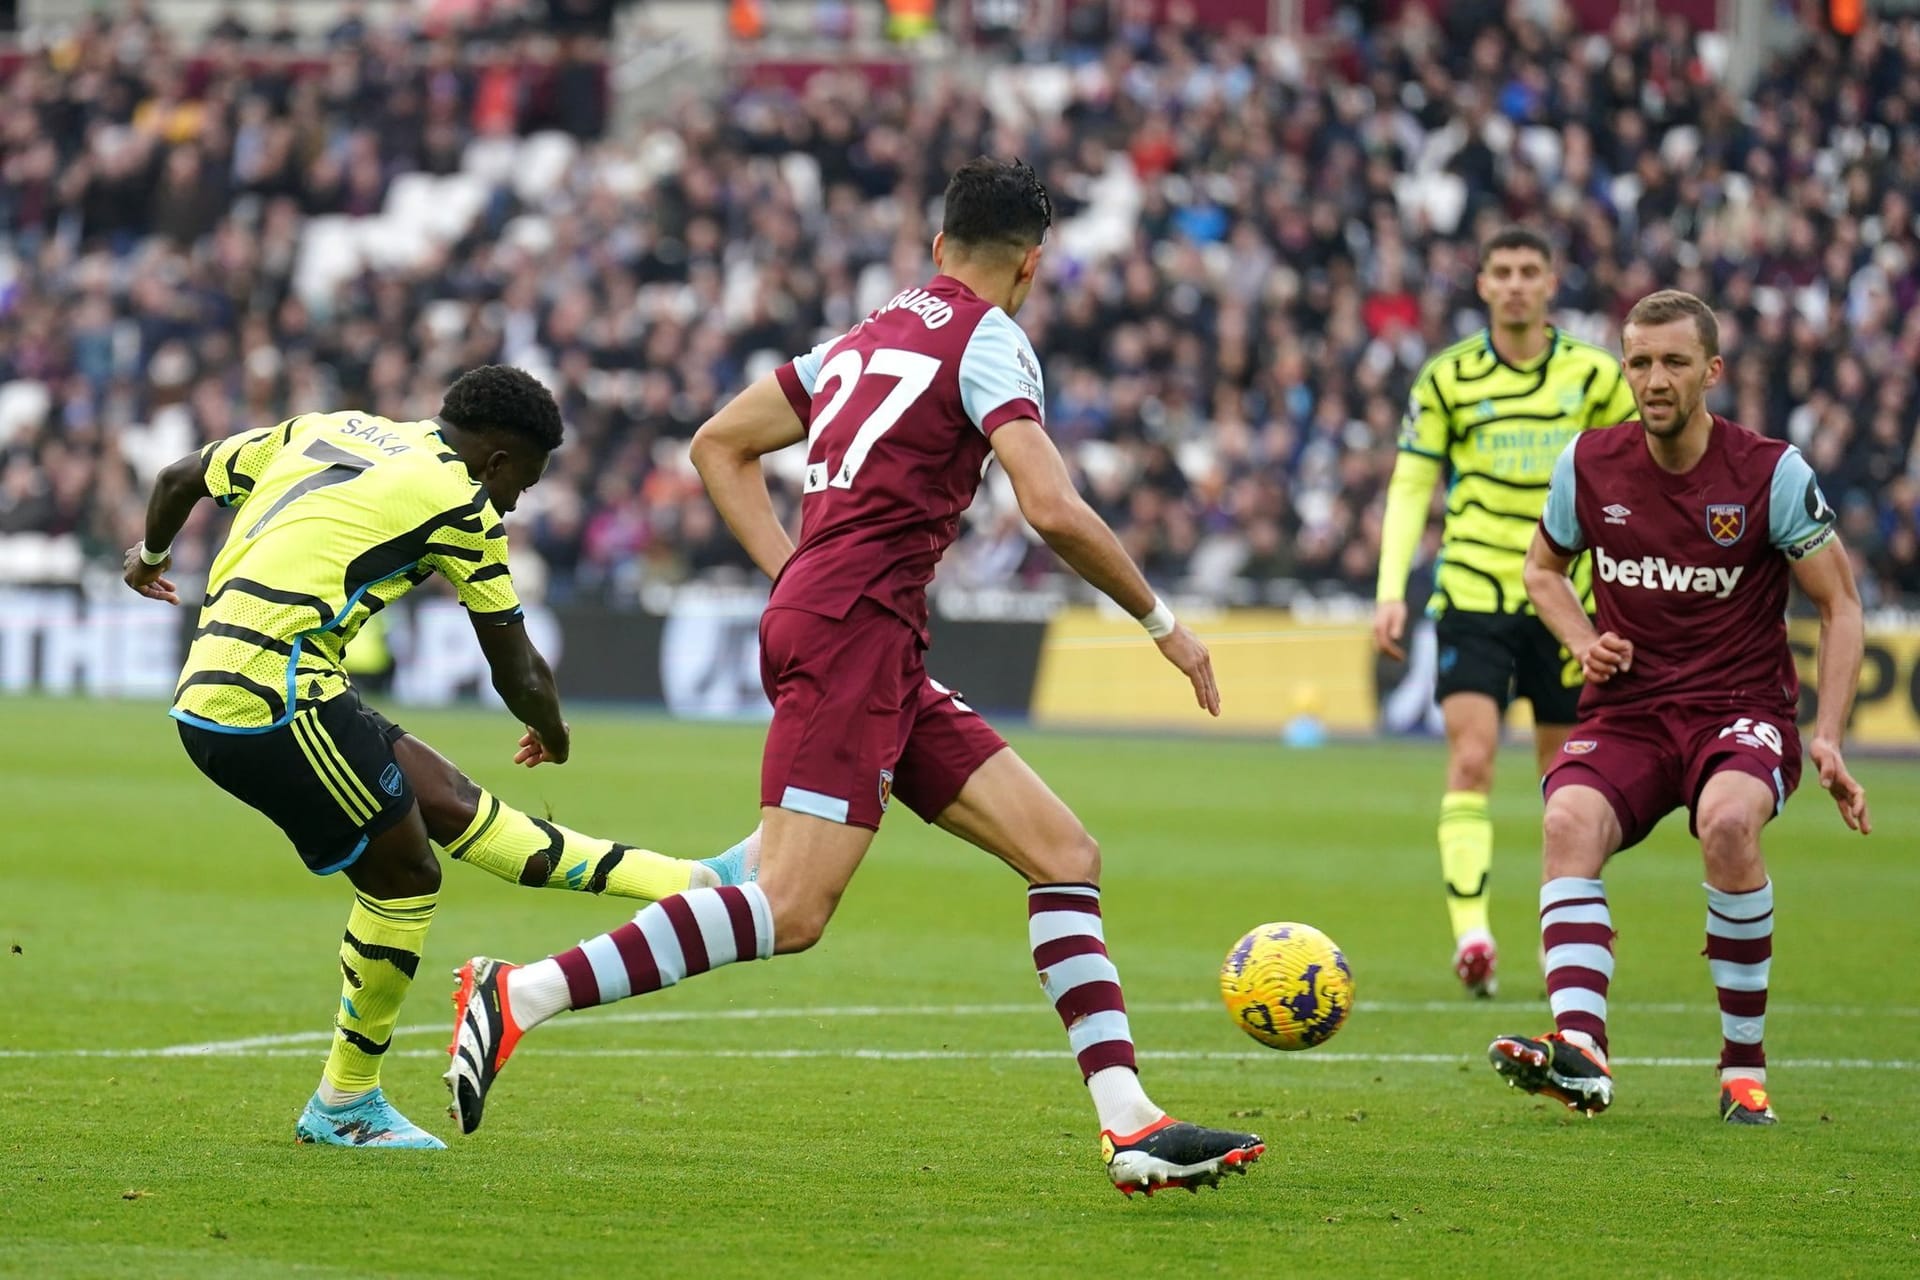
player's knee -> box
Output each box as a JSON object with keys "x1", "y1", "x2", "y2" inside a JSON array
[
  {"x1": 1446, "y1": 750, "x2": 1494, "y2": 793},
  {"x1": 773, "y1": 909, "x2": 827, "y2": 954},
  {"x1": 354, "y1": 836, "x2": 441, "y2": 900},
  {"x1": 392, "y1": 836, "x2": 442, "y2": 895},
  {"x1": 412, "y1": 850, "x2": 444, "y2": 896},
  {"x1": 1697, "y1": 802, "x2": 1763, "y2": 857},
  {"x1": 1541, "y1": 804, "x2": 1604, "y2": 877},
  {"x1": 767, "y1": 887, "x2": 838, "y2": 954},
  {"x1": 418, "y1": 772, "x2": 483, "y2": 846},
  {"x1": 1032, "y1": 827, "x2": 1100, "y2": 886}
]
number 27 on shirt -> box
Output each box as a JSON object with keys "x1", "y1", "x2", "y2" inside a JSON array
[{"x1": 803, "y1": 348, "x2": 941, "y2": 494}]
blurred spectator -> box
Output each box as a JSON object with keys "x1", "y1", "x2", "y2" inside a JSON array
[{"x1": 1, "y1": 4, "x2": 1917, "y2": 611}]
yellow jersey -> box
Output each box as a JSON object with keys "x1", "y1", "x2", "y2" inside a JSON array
[
  {"x1": 172, "y1": 412, "x2": 520, "y2": 731},
  {"x1": 1379, "y1": 328, "x2": 1636, "y2": 615}
]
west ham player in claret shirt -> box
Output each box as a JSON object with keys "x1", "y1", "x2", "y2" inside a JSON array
[
  {"x1": 1487, "y1": 290, "x2": 1871, "y2": 1125},
  {"x1": 444, "y1": 159, "x2": 1266, "y2": 1194}
]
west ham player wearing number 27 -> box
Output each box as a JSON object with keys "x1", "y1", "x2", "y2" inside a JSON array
[
  {"x1": 1488, "y1": 290, "x2": 1872, "y2": 1125},
  {"x1": 445, "y1": 159, "x2": 1265, "y2": 1194}
]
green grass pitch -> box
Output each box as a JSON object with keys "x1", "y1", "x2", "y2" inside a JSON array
[{"x1": 2, "y1": 695, "x2": 1914, "y2": 1278}]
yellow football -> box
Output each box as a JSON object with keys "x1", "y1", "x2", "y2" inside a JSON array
[{"x1": 1220, "y1": 921, "x2": 1354, "y2": 1050}]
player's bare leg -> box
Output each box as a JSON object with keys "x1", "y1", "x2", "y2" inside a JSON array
[
  {"x1": 1530, "y1": 723, "x2": 1573, "y2": 787},
  {"x1": 1528, "y1": 722, "x2": 1574, "y2": 982},
  {"x1": 1694, "y1": 770, "x2": 1780, "y2": 1124},
  {"x1": 1489, "y1": 784, "x2": 1619, "y2": 1115},
  {"x1": 749, "y1": 806, "x2": 876, "y2": 954},
  {"x1": 1441, "y1": 692, "x2": 1501, "y2": 996},
  {"x1": 935, "y1": 748, "x2": 1264, "y2": 1195},
  {"x1": 393, "y1": 733, "x2": 755, "y2": 897},
  {"x1": 443, "y1": 807, "x2": 865, "y2": 1134}
]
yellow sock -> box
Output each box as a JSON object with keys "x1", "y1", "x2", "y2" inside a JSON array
[
  {"x1": 322, "y1": 891, "x2": 434, "y2": 1098},
  {"x1": 1439, "y1": 790, "x2": 1493, "y2": 942},
  {"x1": 444, "y1": 789, "x2": 698, "y2": 901}
]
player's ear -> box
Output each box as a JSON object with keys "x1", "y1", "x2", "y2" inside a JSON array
[
  {"x1": 931, "y1": 231, "x2": 946, "y2": 271},
  {"x1": 1704, "y1": 354, "x2": 1725, "y2": 388},
  {"x1": 1019, "y1": 242, "x2": 1042, "y2": 285}
]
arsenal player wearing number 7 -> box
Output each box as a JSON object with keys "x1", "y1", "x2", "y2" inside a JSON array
[
  {"x1": 1488, "y1": 290, "x2": 1872, "y2": 1125},
  {"x1": 444, "y1": 158, "x2": 1265, "y2": 1194}
]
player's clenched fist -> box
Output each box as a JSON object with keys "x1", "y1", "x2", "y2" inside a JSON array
[
  {"x1": 1577, "y1": 631, "x2": 1633, "y2": 683},
  {"x1": 1156, "y1": 623, "x2": 1221, "y2": 716}
]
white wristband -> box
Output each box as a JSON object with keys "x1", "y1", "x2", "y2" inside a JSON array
[
  {"x1": 1139, "y1": 597, "x2": 1176, "y2": 640},
  {"x1": 139, "y1": 542, "x2": 171, "y2": 566}
]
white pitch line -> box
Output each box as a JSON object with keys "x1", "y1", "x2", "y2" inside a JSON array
[
  {"x1": 1, "y1": 1044, "x2": 1912, "y2": 1071},
  {"x1": 11, "y1": 998, "x2": 1920, "y2": 1058},
  {"x1": 3, "y1": 996, "x2": 1918, "y2": 1061}
]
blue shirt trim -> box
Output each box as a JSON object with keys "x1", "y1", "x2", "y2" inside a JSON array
[
  {"x1": 281, "y1": 562, "x2": 423, "y2": 727},
  {"x1": 1540, "y1": 439, "x2": 1584, "y2": 552},
  {"x1": 312, "y1": 833, "x2": 371, "y2": 876}
]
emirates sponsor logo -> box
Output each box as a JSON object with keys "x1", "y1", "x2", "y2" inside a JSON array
[{"x1": 1595, "y1": 546, "x2": 1744, "y2": 599}]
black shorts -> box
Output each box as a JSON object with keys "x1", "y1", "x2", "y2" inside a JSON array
[
  {"x1": 1433, "y1": 610, "x2": 1583, "y2": 725},
  {"x1": 176, "y1": 691, "x2": 416, "y2": 875}
]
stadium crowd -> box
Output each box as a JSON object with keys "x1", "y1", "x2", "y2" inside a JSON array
[{"x1": 2, "y1": 2, "x2": 1918, "y2": 608}]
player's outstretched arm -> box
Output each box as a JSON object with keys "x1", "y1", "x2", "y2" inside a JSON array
[
  {"x1": 989, "y1": 419, "x2": 1218, "y2": 715},
  {"x1": 121, "y1": 451, "x2": 212, "y2": 604},
  {"x1": 1791, "y1": 538, "x2": 1870, "y2": 834},
  {"x1": 690, "y1": 374, "x2": 808, "y2": 581},
  {"x1": 1524, "y1": 528, "x2": 1631, "y2": 683},
  {"x1": 1373, "y1": 450, "x2": 1443, "y2": 660},
  {"x1": 471, "y1": 616, "x2": 570, "y2": 766}
]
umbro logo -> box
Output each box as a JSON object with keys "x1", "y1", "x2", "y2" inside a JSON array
[{"x1": 1603, "y1": 504, "x2": 1631, "y2": 525}]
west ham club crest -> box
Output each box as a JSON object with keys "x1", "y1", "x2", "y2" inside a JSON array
[{"x1": 1706, "y1": 503, "x2": 1746, "y2": 547}]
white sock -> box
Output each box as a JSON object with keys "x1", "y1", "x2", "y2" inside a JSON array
[
  {"x1": 1559, "y1": 1028, "x2": 1609, "y2": 1069},
  {"x1": 507, "y1": 957, "x2": 573, "y2": 1029},
  {"x1": 1721, "y1": 1066, "x2": 1766, "y2": 1085},
  {"x1": 316, "y1": 1080, "x2": 372, "y2": 1108},
  {"x1": 1087, "y1": 1066, "x2": 1163, "y2": 1136}
]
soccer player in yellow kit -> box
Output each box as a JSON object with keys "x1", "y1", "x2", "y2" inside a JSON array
[
  {"x1": 124, "y1": 366, "x2": 753, "y2": 1146},
  {"x1": 1373, "y1": 229, "x2": 1636, "y2": 997}
]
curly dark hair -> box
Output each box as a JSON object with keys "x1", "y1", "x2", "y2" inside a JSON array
[
  {"x1": 941, "y1": 157, "x2": 1053, "y2": 255},
  {"x1": 440, "y1": 365, "x2": 564, "y2": 452}
]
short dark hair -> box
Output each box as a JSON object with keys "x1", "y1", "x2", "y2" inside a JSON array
[
  {"x1": 440, "y1": 365, "x2": 563, "y2": 452},
  {"x1": 1479, "y1": 226, "x2": 1554, "y2": 268},
  {"x1": 1624, "y1": 289, "x2": 1721, "y2": 357},
  {"x1": 941, "y1": 157, "x2": 1053, "y2": 255}
]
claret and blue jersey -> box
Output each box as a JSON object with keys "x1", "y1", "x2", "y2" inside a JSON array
[
  {"x1": 1539, "y1": 416, "x2": 1837, "y2": 711},
  {"x1": 771, "y1": 274, "x2": 1045, "y2": 643}
]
